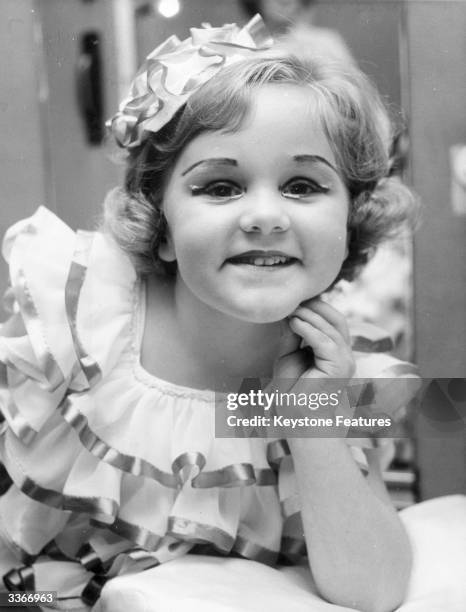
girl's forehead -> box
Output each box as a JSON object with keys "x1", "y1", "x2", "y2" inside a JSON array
[
  {"x1": 179, "y1": 85, "x2": 335, "y2": 167},
  {"x1": 248, "y1": 83, "x2": 319, "y2": 111},
  {"x1": 242, "y1": 84, "x2": 326, "y2": 132}
]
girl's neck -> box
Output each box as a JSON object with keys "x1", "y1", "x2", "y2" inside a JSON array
[
  {"x1": 143, "y1": 273, "x2": 284, "y2": 391},
  {"x1": 172, "y1": 276, "x2": 283, "y2": 381}
]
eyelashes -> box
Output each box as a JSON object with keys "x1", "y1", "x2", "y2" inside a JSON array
[
  {"x1": 190, "y1": 177, "x2": 331, "y2": 202},
  {"x1": 280, "y1": 177, "x2": 331, "y2": 198},
  {"x1": 190, "y1": 181, "x2": 243, "y2": 200}
]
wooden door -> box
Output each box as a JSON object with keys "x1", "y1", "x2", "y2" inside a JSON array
[{"x1": 0, "y1": 0, "x2": 126, "y2": 292}]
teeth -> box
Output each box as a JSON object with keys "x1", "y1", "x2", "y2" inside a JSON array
[
  {"x1": 230, "y1": 255, "x2": 291, "y2": 266},
  {"x1": 252, "y1": 256, "x2": 288, "y2": 266}
]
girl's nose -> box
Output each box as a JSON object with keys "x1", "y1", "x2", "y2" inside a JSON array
[{"x1": 239, "y1": 192, "x2": 290, "y2": 234}]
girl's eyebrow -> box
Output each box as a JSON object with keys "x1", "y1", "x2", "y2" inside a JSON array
[
  {"x1": 181, "y1": 158, "x2": 237, "y2": 176},
  {"x1": 180, "y1": 155, "x2": 338, "y2": 176},
  {"x1": 293, "y1": 154, "x2": 338, "y2": 174}
]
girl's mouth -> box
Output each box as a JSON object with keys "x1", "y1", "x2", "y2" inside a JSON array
[{"x1": 226, "y1": 251, "x2": 299, "y2": 268}]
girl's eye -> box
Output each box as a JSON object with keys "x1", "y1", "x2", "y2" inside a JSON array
[
  {"x1": 281, "y1": 177, "x2": 330, "y2": 199},
  {"x1": 191, "y1": 181, "x2": 243, "y2": 200}
]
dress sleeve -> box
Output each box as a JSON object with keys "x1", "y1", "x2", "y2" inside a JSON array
[
  {"x1": 0, "y1": 207, "x2": 138, "y2": 441},
  {"x1": 0, "y1": 208, "x2": 79, "y2": 440},
  {"x1": 0, "y1": 207, "x2": 137, "y2": 571}
]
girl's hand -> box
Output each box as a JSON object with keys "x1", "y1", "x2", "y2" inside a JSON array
[{"x1": 275, "y1": 298, "x2": 355, "y2": 381}]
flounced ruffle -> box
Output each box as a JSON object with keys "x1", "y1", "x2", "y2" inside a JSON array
[{"x1": 0, "y1": 208, "x2": 419, "y2": 606}]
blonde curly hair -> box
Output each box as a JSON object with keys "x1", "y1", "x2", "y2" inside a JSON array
[{"x1": 103, "y1": 51, "x2": 418, "y2": 282}]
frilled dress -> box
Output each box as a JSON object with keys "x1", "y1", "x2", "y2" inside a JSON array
[{"x1": 0, "y1": 207, "x2": 419, "y2": 611}]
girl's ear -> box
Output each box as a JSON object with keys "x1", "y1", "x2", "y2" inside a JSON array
[{"x1": 158, "y1": 230, "x2": 176, "y2": 262}]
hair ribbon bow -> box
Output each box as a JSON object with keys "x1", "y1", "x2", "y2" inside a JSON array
[{"x1": 107, "y1": 14, "x2": 273, "y2": 149}]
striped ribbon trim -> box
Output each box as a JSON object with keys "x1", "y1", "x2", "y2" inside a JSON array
[
  {"x1": 65, "y1": 231, "x2": 102, "y2": 390},
  {"x1": 3, "y1": 565, "x2": 35, "y2": 592},
  {"x1": 60, "y1": 395, "x2": 278, "y2": 489},
  {"x1": 351, "y1": 334, "x2": 394, "y2": 353}
]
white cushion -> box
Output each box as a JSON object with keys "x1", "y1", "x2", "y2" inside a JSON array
[{"x1": 95, "y1": 495, "x2": 466, "y2": 612}]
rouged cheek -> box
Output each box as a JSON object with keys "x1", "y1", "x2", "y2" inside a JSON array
[
  {"x1": 303, "y1": 233, "x2": 347, "y2": 260},
  {"x1": 172, "y1": 220, "x2": 228, "y2": 260},
  {"x1": 176, "y1": 240, "x2": 220, "y2": 269}
]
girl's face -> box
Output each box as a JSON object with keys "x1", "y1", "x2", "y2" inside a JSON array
[{"x1": 159, "y1": 84, "x2": 350, "y2": 323}]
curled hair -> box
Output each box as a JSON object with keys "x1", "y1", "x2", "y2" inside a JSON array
[{"x1": 103, "y1": 50, "x2": 419, "y2": 282}]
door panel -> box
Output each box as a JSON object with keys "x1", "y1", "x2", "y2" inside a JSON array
[
  {"x1": 0, "y1": 0, "x2": 124, "y2": 293},
  {"x1": 37, "y1": 0, "x2": 122, "y2": 229}
]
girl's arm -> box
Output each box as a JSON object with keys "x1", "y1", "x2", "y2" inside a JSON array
[
  {"x1": 289, "y1": 438, "x2": 411, "y2": 612},
  {"x1": 278, "y1": 299, "x2": 412, "y2": 612}
]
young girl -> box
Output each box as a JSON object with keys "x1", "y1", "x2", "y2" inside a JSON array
[{"x1": 0, "y1": 16, "x2": 419, "y2": 612}]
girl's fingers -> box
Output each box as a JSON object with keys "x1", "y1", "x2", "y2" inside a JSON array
[
  {"x1": 296, "y1": 298, "x2": 351, "y2": 343},
  {"x1": 288, "y1": 316, "x2": 339, "y2": 360},
  {"x1": 275, "y1": 304, "x2": 354, "y2": 380},
  {"x1": 289, "y1": 314, "x2": 355, "y2": 379},
  {"x1": 292, "y1": 306, "x2": 347, "y2": 348}
]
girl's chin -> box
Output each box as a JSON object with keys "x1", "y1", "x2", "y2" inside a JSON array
[{"x1": 230, "y1": 303, "x2": 300, "y2": 324}]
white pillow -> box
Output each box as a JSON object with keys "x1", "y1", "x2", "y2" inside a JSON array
[{"x1": 96, "y1": 495, "x2": 466, "y2": 612}]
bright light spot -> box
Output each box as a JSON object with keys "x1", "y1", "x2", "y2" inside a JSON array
[{"x1": 157, "y1": 0, "x2": 180, "y2": 18}]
